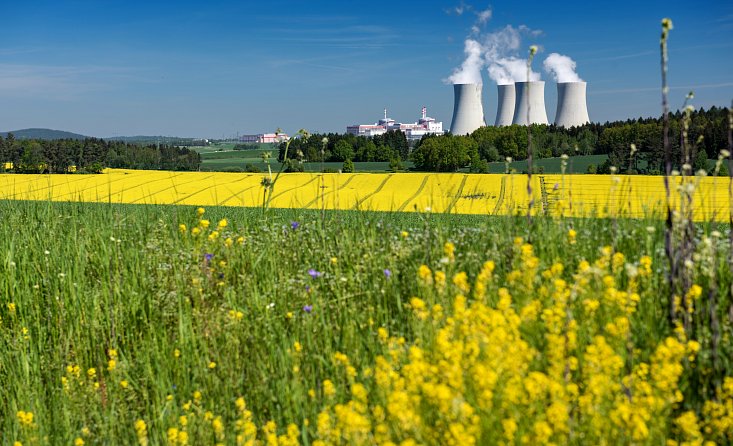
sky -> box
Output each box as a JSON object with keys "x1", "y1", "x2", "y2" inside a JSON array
[{"x1": 0, "y1": 0, "x2": 731, "y2": 138}]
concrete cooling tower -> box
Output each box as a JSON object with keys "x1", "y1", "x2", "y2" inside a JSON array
[
  {"x1": 450, "y1": 83, "x2": 486, "y2": 135},
  {"x1": 554, "y1": 81, "x2": 590, "y2": 128},
  {"x1": 512, "y1": 81, "x2": 549, "y2": 126},
  {"x1": 494, "y1": 84, "x2": 515, "y2": 127}
]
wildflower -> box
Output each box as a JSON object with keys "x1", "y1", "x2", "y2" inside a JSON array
[
  {"x1": 107, "y1": 359, "x2": 116, "y2": 372},
  {"x1": 568, "y1": 228, "x2": 577, "y2": 245},
  {"x1": 323, "y1": 379, "x2": 336, "y2": 397},
  {"x1": 417, "y1": 264, "x2": 432, "y2": 285},
  {"x1": 291, "y1": 221, "x2": 300, "y2": 230},
  {"x1": 383, "y1": 269, "x2": 392, "y2": 279},
  {"x1": 452, "y1": 272, "x2": 470, "y2": 293},
  {"x1": 119, "y1": 379, "x2": 129, "y2": 388},
  {"x1": 235, "y1": 397, "x2": 246, "y2": 412},
  {"x1": 224, "y1": 237, "x2": 233, "y2": 247},
  {"x1": 286, "y1": 311, "x2": 293, "y2": 320},
  {"x1": 174, "y1": 349, "x2": 181, "y2": 358},
  {"x1": 204, "y1": 253, "x2": 213, "y2": 262},
  {"x1": 199, "y1": 219, "x2": 210, "y2": 228},
  {"x1": 178, "y1": 224, "x2": 187, "y2": 234},
  {"x1": 400, "y1": 230, "x2": 409, "y2": 238},
  {"x1": 197, "y1": 207, "x2": 205, "y2": 217},
  {"x1": 443, "y1": 242, "x2": 456, "y2": 262},
  {"x1": 87, "y1": 368, "x2": 96, "y2": 380},
  {"x1": 7, "y1": 302, "x2": 15, "y2": 313},
  {"x1": 217, "y1": 218, "x2": 227, "y2": 228},
  {"x1": 308, "y1": 269, "x2": 323, "y2": 279},
  {"x1": 208, "y1": 361, "x2": 217, "y2": 369},
  {"x1": 74, "y1": 439, "x2": 84, "y2": 446},
  {"x1": 17, "y1": 410, "x2": 34, "y2": 426},
  {"x1": 330, "y1": 257, "x2": 338, "y2": 265},
  {"x1": 191, "y1": 227, "x2": 201, "y2": 236},
  {"x1": 303, "y1": 304, "x2": 313, "y2": 313},
  {"x1": 193, "y1": 390, "x2": 202, "y2": 402},
  {"x1": 237, "y1": 236, "x2": 245, "y2": 244},
  {"x1": 134, "y1": 419, "x2": 148, "y2": 446}
]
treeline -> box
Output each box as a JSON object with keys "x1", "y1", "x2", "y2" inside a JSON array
[
  {"x1": 277, "y1": 106, "x2": 729, "y2": 173},
  {"x1": 278, "y1": 131, "x2": 409, "y2": 165},
  {"x1": 415, "y1": 106, "x2": 730, "y2": 173},
  {"x1": 0, "y1": 134, "x2": 201, "y2": 173}
]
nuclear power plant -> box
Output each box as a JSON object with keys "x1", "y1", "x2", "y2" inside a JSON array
[
  {"x1": 554, "y1": 81, "x2": 590, "y2": 127},
  {"x1": 494, "y1": 84, "x2": 515, "y2": 126},
  {"x1": 512, "y1": 81, "x2": 549, "y2": 126},
  {"x1": 450, "y1": 83, "x2": 486, "y2": 135},
  {"x1": 448, "y1": 79, "x2": 590, "y2": 132}
]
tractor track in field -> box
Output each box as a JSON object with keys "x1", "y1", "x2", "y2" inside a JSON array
[
  {"x1": 352, "y1": 175, "x2": 393, "y2": 211},
  {"x1": 444, "y1": 175, "x2": 468, "y2": 214},
  {"x1": 302, "y1": 175, "x2": 357, "y2": 209},
  {"x1": 396, "y1": 175, "x2": 430, "y2": 212},
  {"x1": 170, "y1": 175, "x2": 246, "y2": 205}
]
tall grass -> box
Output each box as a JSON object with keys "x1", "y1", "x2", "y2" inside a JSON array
[{"x1": 0, "y1": 200, "x2": 731, "y2": 444}]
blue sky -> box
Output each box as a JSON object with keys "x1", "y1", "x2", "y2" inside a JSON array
[{"x1": 1, "y1": 0, "x2": 731, "y2": 138}]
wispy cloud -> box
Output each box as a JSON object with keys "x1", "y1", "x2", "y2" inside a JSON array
[
  {"x1": 266, "y1": 25, "x2": 398, "y2": 50},
  {"x1": 0, "y1": 64, "x2": 152, "y2": 100}
]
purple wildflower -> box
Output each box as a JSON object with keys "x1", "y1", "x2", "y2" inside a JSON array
[
  {"x1": 305, "y1": 285, "x2": 311, "y2": 293},
  {"x1": 308, "y1": 269, "x2": 322, "y2": 279},
  {"x1": 204, "y1": 253, "x2": 214, "y2": 262},
  {"x1": 303, "y1": 304, "x2": 313, "y2": 313},
  {"x1": 290, "y1": 221, "x2": 300, "y2": 230},
  {"x1": 383, "y1": 269, "x2": 392, "y2": 279}
]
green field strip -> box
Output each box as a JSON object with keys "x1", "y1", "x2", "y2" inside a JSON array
[
  {"x1": 302, "y1": 175, "x2": 357, "y2": 209},
  {"x1": 396, "y1": 175, "x2": 430, "y2": 212},
  {"x1": 352, "y1": 175, "x2": 393, "y2": 211},
  {"x1": 444, "y1": 175, "x2": 469, "y2": 214}
]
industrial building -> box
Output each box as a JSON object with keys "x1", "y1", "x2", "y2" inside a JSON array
[
  {"x1": 347, "y1": 108, "x2": 444, "y2": 141},
  {"x1": 239, "y1": 133, "x2": 289, "y2": 144}
]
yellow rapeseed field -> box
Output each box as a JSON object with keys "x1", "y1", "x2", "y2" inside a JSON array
[{"x1": 0, "y1": 169, "x2": 729, "y2": 221}]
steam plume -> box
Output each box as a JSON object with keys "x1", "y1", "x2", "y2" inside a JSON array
[
  {"x1": 488, "y1": 56, "x2": 540, "y2": 85},
  {"x1": 543, "y1": 53, "x2": 582, "y2": 82},
  {"x1": 446, "y1": 39, "x2": 484, "y2": 84},
  {"x1": 446, "y1": 21, "x2": 542, "y2": 85}
]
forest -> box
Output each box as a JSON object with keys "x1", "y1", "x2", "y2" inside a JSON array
[{"x1": 0, "y1": 135, "x2": 201, "y2": 173}]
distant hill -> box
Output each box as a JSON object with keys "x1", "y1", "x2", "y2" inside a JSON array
[
  {"x1": 0, "y1": 128, "x2": 89, "y2": 140},
  {"x1": 105, "y1": 135, "x2": 208, "y2": 145}
]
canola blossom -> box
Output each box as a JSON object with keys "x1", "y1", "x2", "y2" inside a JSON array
[{"x1": 0, "y1": 169, "x2": 729, "y2": 221}]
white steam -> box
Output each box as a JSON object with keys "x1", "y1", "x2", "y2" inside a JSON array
[
  {"x1": 488, "y1": 57, "x2": 540, "y2": 85},
  {"x1": 446, "y1": 39, "x2": 484, "y2": 85},
  {"x1": 446, "y1": 22, "x2": 542, "y2": 85},
  {"x1": 543, "y1": 53, "x2": 582, "y2": 82}
]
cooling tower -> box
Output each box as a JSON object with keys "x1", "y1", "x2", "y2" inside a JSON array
[
  {"x1": 512, "y1": 81, "x2": 549, "y2": 126},
  {"x1": 554, "y1": 81, "x2": 590, "y2": 128},
  {"x1": 450, "y1": 83, "x2": 486, "y2": 135},
  {"x1": 494, "y1": 84, "x2": 515, "y2": 126}
]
